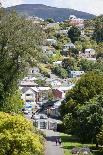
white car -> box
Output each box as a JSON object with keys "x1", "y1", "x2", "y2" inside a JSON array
[{"x1": 23, "y1": 110, "x2": 29, "y2": 115}]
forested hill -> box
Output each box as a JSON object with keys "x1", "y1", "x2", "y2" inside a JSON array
[{"x1": 7, "y1": 4, "x2": 95, "y2": 22}]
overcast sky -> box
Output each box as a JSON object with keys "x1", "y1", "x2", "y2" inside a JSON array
[{"x1": 1, "y1": 0, "x2": 103, "y2": 15}]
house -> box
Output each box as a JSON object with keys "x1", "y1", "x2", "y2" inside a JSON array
[
  {"x1": 62, "y1": 42, "x2": 75, "y2": 55},
  {"x1": 46, "y1": 39, "x2": 57, "y2": 46},
  {"x1": 53, "y1": 61, "x2": 62, "y2": 66},
  {"x1": 63, "y1": 42, "x2": 75, "y2": 49},
  {"x1": 68, "y1": 15, "x2": 84, "y2": 29},
  {"x1": 21, "y1": 87, "x2": 39, "y2": 109},
  {"x1": 20, "y1": 86, "x2": 52, "y2": 107},
  {"x1": 84, "y1": 48, "x2": 96, "y2": 58},
  {"x1": 50, "y1": 80, "x2": 62, "y2": 87},
  {"x1": 53, "y1": 85, "x2": 75, "y2": 99},
  {"x1": 20, "y1": 80, "x2": 38, "y2": 87},
  {"x1": 57, "y1": 29, "x2": 68, "y2": 35},
  {"x1": 41, "y1": 46, "x2": 55, "y2": 57},
  {"x1": 70, "y1": 71, "x2": 84, "y2": 78},
  {"x1": 28, "y1": 67, "x2": 40, "y2": 75},
  {"x1": 45, "y1": 23, "x2": 60, "y2": 30},
  {"x1": 37, "y1": 87, "x2": 51, "y2": 104}
]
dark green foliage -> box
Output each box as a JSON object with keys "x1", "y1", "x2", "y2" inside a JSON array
[
  {"x1": 46, "y1": 18, "x2": 55, "y2": 23},
  {"x1": 93, "y1": 16, "x2": 103, "y2": 43},
  {"x1": 0, "y1": 10, "x2": 43, "y2": 108},
  {"x1": 66, "y1": 71, "x2": 103, "y2": 104},
  {"x1": 61, "y1": 72, "x2": 103, "y2": 144},
  {"x1": 97, "y1": 125, "x2": 103, "y2": 147},
  {"x1": 52, "y1": 66, "x2": 68, "y2": 78},
  {"x1": 79, "y1": 59, "x2": 95, "y2": 72},
  {"x1": 68, "y1": 26, "x2": 81, "y2": 43},
  {"x1": 75, "y1": 95, "x2": 103, "y2": 143}
]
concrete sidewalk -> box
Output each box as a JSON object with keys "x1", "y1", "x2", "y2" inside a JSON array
[{"x1": 45, "y1": 130, "x2": 64, "y2": 155}]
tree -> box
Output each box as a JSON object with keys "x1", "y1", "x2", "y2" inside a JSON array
[
  {"x1": 75, "y1": 95, "x2": 103, "y2": 143},
  {"x1": 66, "y1": 71, "x2": 103, "y2": 104},
  {"x1": 96, "y1": 42, "x2": 103, "y2": 59},
  {"x1": 0, "y1": 10, "x2": 44, "y2": 107},
  {"x1": 1, "y1": 91, "x2": 24, "y2": 113},
  {"x1": 52, "y1": 66, "x2": 68, "y2": 79},
  {"x1": 93, "y1": 15, "x2": 103, "y2": 43},
  {"x1": 62, "y1": 57, "x2": 78, "y2": 71},
  {"x1": 75, "y1": 41, "x2": 83, "y2": 51},
  {"x1": 68, "y1": 26, "x2": 81, "y2": 43},
  {"x1": 79, "y1": 59, "x2": 95, "y2": 72},
  {"x1": 0, "y1": 112, "x2": 44, "y2": 155},
  {"x1": 46, "y1": 18, "x2": 55, "y2": 23},
  {"x1": 97, "y1": 125, "x2": 103, "y2": 147}
]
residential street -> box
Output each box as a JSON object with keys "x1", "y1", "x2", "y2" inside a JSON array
[{"x1": 45, "y1": 129, "x2": 64, "y2": 155}]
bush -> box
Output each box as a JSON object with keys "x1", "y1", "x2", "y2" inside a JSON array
[{"x1": 0, "y1": 112, "x2": 44, "y2": 155}]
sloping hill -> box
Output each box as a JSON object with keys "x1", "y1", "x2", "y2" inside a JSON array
[{"x1": 7, "y1": 4, "x2": 95, "y2": 22}]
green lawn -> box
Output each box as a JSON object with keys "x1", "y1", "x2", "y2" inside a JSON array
[{"x1": 60, "y1": 133, "x2": 102, "y2": 155}]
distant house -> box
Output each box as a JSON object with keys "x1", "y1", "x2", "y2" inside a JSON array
[
  {"x1": 21, "y1": 87, "x2": 39, "y2": 109},
  {"x1": 38, "y1": 87, "x2": 51, "y2": 103},
  {"x1": 62, "y1": 42, "x2": 75, "y2": 55},
  {"x1": 29, "y1": 67, "x2": 40, "y2": 75},
  {"x1": 53, "y1": 61, "x2": 62, "y2": 66},
  {"x1": 84, "y1": 48, "x2": 96, "y2": 58},
  {"x1": 70, "y1": 71, "x2": 84, "y2": 78},
  {"x1": 63, "y1": 42, "x2": 75, "y2": 49},
  {"x1": 46, "y1": 39, "x2": 57, "y2": 46},
  {"x1": 53, "y1": 85, "x2": 75, "y2": 99},
  {"x1": 20, "y1": 80, "x2": 38, "y2": 88},
  {"x1": 68, "y1": 15, "x2": 84, "y2": 29},
  {"x1": 57, "y1": 29, "x2": 68, "y2": 35},
  {"x1": 20, "y1": 85, "x2": 51, "y2": 107},
  {"x1": 45, "y1": 23, "x2": 60, "y2": 29},
  {"x1": 50, "y1": 80, "x2": 62, "y2": 87},
  {"x1": 41, "y1": 46, "x2": 55, "y2": 56}
]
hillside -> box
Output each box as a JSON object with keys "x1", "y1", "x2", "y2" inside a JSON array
[{"x1": 7, "y1": 4, "x2": 95, "y2": 22}]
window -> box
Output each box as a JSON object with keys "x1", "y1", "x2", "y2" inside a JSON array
[{"x1": 26, "y1": 94, "x2": 31, "y2": 96}]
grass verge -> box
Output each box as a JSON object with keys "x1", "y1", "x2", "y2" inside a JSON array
[{"x1": 60, "y1": 133, "x2": 102, "y2": 155}]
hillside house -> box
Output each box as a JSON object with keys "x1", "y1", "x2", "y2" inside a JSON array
[
  {"x1": 46, "y1": 39, "x2": 57, "y2": 46},
  {"x1": 84, "y1": 48, "x2": 96, "y2": 58},
  {"x1": 42, "y1": 46, "x2": 55, "y2": 57},
  {"x1": 70, "y1": 71, "x2": 84, "y2": 78},
  {"x1": 21, "y1": 87, "x2": 39, "y2": 109},
  {"x1": 68, "y1": 15, "x2": 84, "y2": 29},
  {"x1": 53, "y1": 61, "x2": 62, "y2": 66},
  {"x1": 45, "y1": 23, "x2": 60, "y2": 30},
  {"x1": 62, "y1": 42, "x2": 75, "y2": 55},
  {"x1": 53, "y1": 85, "x2": 75, "y2": 99}
]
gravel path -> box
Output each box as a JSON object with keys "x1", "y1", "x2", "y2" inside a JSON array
[{"x1": 45, "y1": 130, "x2": 64, "y2": 155}]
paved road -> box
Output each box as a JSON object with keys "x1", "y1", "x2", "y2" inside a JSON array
[{"x1": 45, "y1": 129, "x2": 64, "y2": 155}]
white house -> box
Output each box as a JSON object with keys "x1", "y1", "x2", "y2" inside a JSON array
[
  {"x1": 53, "y1": 61, "x2": 62, "y2": 66},
  {"x1": 21, "y1": 87, "x2": 39, "y2": 109},
  {"x1": 70, "y1": 71, "x2": 84, "y2": 78},
  {"x1": 84, "y1": 48, "x2": 96, "y2": 58},
  {"x1": 46, "y1": 39, "x2": 57, "y2": 45},
  {"x1": 63, "y1": 42, "x2": 75, "y2": 49},
  {"x1": 41, "y1": 46, "x2": 55, "y2": 56},
  {"x1": 20, "y1": 80, "x2": 38, "y2": 87},
  {"x1": 51, "y1": 80, "x2": 62, "y2": 87}
]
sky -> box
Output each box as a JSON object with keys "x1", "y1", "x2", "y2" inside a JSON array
[{"x1": 1, "y1": 0, "x2": 103, "y2": 15}]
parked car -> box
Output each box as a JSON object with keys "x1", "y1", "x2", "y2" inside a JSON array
[{"x1": 23, "y1": 110, "x2": 29, "y2": 115}]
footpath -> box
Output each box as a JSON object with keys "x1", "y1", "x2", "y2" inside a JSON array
[{"x1": 45, "y1": 129, "x2": 64, "y2": 155}]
